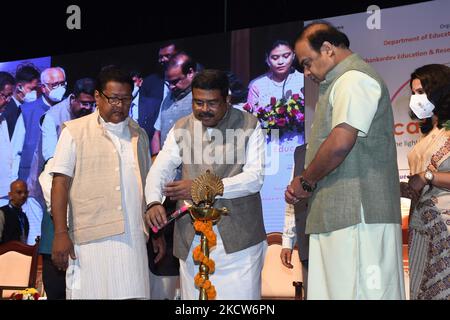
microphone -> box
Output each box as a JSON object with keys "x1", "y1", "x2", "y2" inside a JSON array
[{"x1": 151, "y1": 204, "x2": 191, "y2": 233}]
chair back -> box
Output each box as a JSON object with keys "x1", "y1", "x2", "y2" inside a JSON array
[{"x1": 0, "y1": 237, "x2": 40, "y2": 299}]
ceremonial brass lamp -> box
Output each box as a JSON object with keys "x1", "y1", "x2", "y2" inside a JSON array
[{"x1": 189, "y1": 170, "x2": 228, "y2": 300}]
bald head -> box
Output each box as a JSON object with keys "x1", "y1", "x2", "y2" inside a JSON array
[
  {"x1": 9, "y1": 180, "x2": 28, "y2": 208},
  {"x1": 165, "y1": 52, "x2": 197, "y2": 96},
  {"x1": 10, "y1": 180, "x2": 27, "y2": 190},
  {"x1": 294, "y1": 21, "x2": 352, "y2": 83},
  {"x1": 296, "y1": 21, "x2": 350, "y2": 53},
  {"x1": 166, "y1": 52, "x2": 196, "y2": 75}
]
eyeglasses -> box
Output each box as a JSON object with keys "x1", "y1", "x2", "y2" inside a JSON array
[
  {"x1": 0, "y1": 92, "x2": 13, "y2": 102},
  {"x1": 166, "y1": 75, "x2": 186, "y2": 87},
  {"x1": 44, "y1": 81, "x2": 67, "y2": 90},
  {"x1": 99, "y1": 91, "x2": 132, "y2": 106}
]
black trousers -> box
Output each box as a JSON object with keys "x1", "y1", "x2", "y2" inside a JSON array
[
  {"x1": 42, "y1": 254, "x2": 66, "y2": 300},
  {"x1": 301, "y1": 260, "x2": 309, "y2": 300}
]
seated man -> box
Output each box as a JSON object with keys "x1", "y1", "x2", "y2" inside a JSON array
[{"x1": 0, "y1": 180, "x2": 30, "y2": 244}]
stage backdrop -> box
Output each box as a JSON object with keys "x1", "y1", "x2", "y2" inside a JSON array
[
  {"x1": 306, "y1": 0, "x2": 450, "y2": 215},
  {"x1": 1, "y1": 24, "x2": 305, "y2": 234},
  {"x1": 0, "y1": 57, "x2": 51, "y2": 75}
]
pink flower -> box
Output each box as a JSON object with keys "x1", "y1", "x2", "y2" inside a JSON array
[
  {"x1": 243, "y1": 103, "x2": 252, "y2": 112},
  {"x1": 291, "y1": 109, "x2": 299, "y2": 116},
  {"x1": 277, "y1": 107, "x2": 286, "y2": 114},
  {"x1": 276, "y1": 118, "x2": 287, "y2": 127},
  {"x1": 256, "y1": 107, "x2": 265, "y2": 114},
  {"x1": 296, "y1": 112, "x2": 305, "y2": 121},
  {"x1": 270, "y1": 97, "x2": 277, "y2": 106},
  {"x1": 292, "y1": 93, "x2": 300, "y2": 100}
]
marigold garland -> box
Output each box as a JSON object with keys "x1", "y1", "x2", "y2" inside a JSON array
[{"x1": 193, "y1": 220, "x2": 217, "y2": 299}]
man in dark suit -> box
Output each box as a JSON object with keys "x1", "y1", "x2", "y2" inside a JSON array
[
  {"x1": 281, "y1": 144, "x2": 309, "y2": 298},
  {"x1": 0, "y1": 180, "x2": 30, "y2": 244},
  {"x1": 140, "y1": 43, "x2": 183, "y2": 299},
  {"x1": 141, "y1": 41, "x2": 179, "y2": 103},
  {"x1": 4, "y1": 65, "x2": 40, "y2": 139},
  {"x1": 140, "y1": 42, "x2": 181, "y2": 158},
  {"x1": 129, "y1": 71, "x2": 164, "y2": 151}
]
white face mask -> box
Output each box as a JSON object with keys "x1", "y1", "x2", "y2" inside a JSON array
[
  {"x1": 409, "y1": 93, "x2": 435, "y2": 119},
  {"x1": 132, "y1": 85, "x2": 139, "y2": 98},
  {"x1": 48, "y1": 86, "x2": 66, "y2": 102},
  {"x1": 23, "y1": 90, "x2": 37, "y2": 102}
]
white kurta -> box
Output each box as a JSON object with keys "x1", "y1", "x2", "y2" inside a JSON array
[
  {"x1": 51, "y1": 117, "x2": 150, "y2": 299},
  {"x1": 282, "y1": 169, "x2": 296, "y2": 249},
  {"x1": 145, "y1": 119, "x2": 267, "y2": 299},
  {"x1": 307, "y1": 70, "x2": 405, "y2": 300}
]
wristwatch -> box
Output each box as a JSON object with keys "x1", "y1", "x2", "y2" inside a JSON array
[
  {"x1": 424, "y1": 169, "x2": 434, "y2": 186},
  {"x1": 300, "y1": 176, "x2": 316, "y2": 193}
]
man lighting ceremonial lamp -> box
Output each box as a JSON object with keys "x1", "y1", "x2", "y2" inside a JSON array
[{"x1": 145, "y1": 69, "x2": 267, "y2": 300}]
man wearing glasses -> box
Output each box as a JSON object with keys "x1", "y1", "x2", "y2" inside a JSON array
[
  {"x1": 10, "y1": 67, "x2": 67, "y2": 246},
  {"x1": 11, "y1": 67, "x2": 67, "y2": 182},
  {"x1": 148, "y1": 52, "x2": 198, "y2": 299},
  {"x1": 37, "y1": 77, "x2": 96, "y2": 299},
  {"x1": 151, "y1": 52, "x2": 197, "y2": 155},
  {"x1": 50, "y1": 65, "x2": 159, "y2": 299},
  {"x1": 4, "y1": 64, "x2": 41, "y2": 140},
  {"x1": 41, "y1": 78, "x2": 96, "y2": 163}
]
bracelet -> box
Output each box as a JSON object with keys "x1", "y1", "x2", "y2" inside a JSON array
[
  {"x1": 54, "y1": 229, "x2": 69, "y2": 235},
  {"x1": 146, "y1": 201, "x2": 162, "y2": 212}
]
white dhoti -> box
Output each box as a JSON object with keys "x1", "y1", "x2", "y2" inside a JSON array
[
  {"x1": 58, "y1": 121, "x2": 150, "y2": 299},
  {"x1": 308, "y1": 209, "x2": 406, "y2": 300},
  {"x1": 180, "y1": 225, "x2": 267, "y2": 300},
  {"x1": 149, "y1": 272, "x2": 179, "y2": 300}
]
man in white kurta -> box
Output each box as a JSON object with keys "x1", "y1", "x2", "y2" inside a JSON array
[
  {"x1": 51, "y1": 117, "x2": 150, "y2": 299},
  {"x1": 286, "y1": 23, "x2": 405, "y2": 300},
  {"x1": 145, "y1": 69, "x2": 267, "y2": 300},
  {"x1": 305, "y1": 70, "x2": 405, "y2": 299},
  {"x1": 50, "y1": 66, "x2": 153, "y2": 299},
  {"x1": 146, "y1": 124, "x2": 266, "y2": 299}
]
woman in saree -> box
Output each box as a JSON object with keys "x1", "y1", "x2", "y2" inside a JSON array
[{"x1": 405, "y1": 64, "x2": 450, "y2": 299}]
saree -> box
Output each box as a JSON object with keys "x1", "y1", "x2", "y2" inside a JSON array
[{"x1": 407, "y1": 126, "x2": 450, "y2": 300}]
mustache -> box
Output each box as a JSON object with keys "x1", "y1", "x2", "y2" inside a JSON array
[{"x1": 198, "y1": 112, "x2": 214, "y2": 118}]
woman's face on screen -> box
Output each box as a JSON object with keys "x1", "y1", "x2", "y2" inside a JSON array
[{"x1": 267, "y1": 45, "x2": 294, "y2": 77}]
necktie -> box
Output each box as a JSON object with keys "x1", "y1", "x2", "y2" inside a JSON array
[{"x1": 17, "y1": 210, "x2": 27, "y2": 242}]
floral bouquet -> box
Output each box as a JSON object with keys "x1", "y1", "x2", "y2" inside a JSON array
[
  {"x1": 10, "y1": 288, "x2": 40, "y2": 300},
  {"x1": 243, "y1": 93, "x2": 305, "y2": 140}
]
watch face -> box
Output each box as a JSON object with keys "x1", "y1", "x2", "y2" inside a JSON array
[
  {"x1": 425, "y1": 171, "x2": 433, "y2": 181},
  {"x1": 301, "y1": 178, "x2": 313, "y2": 192}
]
